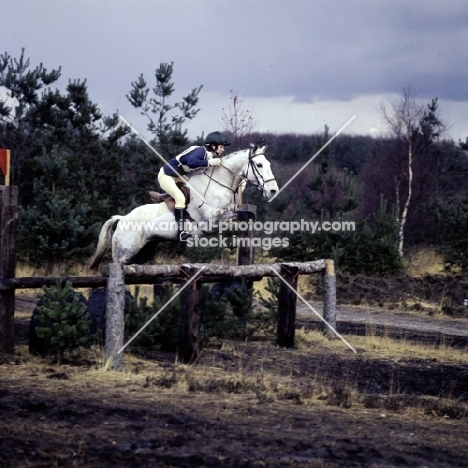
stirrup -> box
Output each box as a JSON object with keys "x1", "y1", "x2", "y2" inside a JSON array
[{"x1": 179, "y1": 230, "x2": 191, "y2": 242}]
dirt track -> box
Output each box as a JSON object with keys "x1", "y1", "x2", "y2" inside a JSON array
[
  {"x1": 2, "y1": 368, "x2": 468, "y2": 468},
  {"x1": 1, "y1": 286, "x2": 468, "y2": 467},
  {"x1": 297, "y1": 301, "x2": 468, "y2": 348}
]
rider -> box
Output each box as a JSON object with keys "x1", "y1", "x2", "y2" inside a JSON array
[{"x1": 158, "y1": 131, "x2": 231, "y2": 241}]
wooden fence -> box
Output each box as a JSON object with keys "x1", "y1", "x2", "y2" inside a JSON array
[
  {"x1": 104, "y1": 260, "x2": 336, "y2": 370},
  {"x1": 0, "y1": 186, "x2": 17, "y2": 354}
]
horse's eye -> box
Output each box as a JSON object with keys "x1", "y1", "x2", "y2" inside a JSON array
[{"x1": 257, "y1": 163, "x2": 263, "y2": 168}]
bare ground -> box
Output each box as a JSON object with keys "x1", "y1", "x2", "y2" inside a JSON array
[{"x1": 1, "y1": 275, "x2": 468, "y2": 468}]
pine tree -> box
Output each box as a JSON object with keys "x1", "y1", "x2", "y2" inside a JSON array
[
  {"x1": 1, "y1": 49, "x2": 130, "y2": 264},
  {"x1": 0, "y1": 48, "x2": 62, "y2": 186},
  {"x1": 432, "y1": 192, "x2": 468, "y2": 271},
  {"x1": 306, "y1": 126, "x2": 361, "y2": 219},
  {"x1": 35, "y1": 280, "x2": 93, "y2": 361},
  {"x1": 17, "y1": 147, "x2": 100, "y2": 267},
  {"x1": 127, "y1": 62, "x2": 202, "y2": 156}
]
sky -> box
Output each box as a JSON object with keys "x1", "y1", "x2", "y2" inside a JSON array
[{"x1": 2, "y1": 0, "x2": 468, "y2": 142}]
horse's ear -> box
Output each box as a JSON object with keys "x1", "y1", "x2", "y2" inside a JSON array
[
  {"x1": 256, "y1": 139, "x2": 268, "y2": 151},
  {"x1": 257, "y1": 139, "x2": 267, "y2": 147}
]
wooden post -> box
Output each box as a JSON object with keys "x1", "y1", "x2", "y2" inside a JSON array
[
  {"x1": 178, "y1": 265, "x2": 202, "y2": 364},
  {"x1": 322, "y1": 259, "x2": 336, "y2": 338},
  {"x1": 105, "y1": 263, "x2": 126, "y2": 370},
  {"x1": 236, "y1": 204, "x2": 256, "y2": 266},
  {"x1": 234, "y1": 205, "x2": 256, "y2": 317},
  {"x1": 153, "y1": 278, "x2": 166, "y2": 301},
  {"x1": 277, "y1": 264, "x2": 298, "y2": 348},
  {"x1": 0, "y1": 186, "x2": 18, "y2": 355}
]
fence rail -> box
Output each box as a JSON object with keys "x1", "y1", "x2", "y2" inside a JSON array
[
  {"x1": 0, "y1": 275, "x2": 167, "y2": 291},
  {"x1": 120, "y1": 260, "x2": 326, "y2": 278}
]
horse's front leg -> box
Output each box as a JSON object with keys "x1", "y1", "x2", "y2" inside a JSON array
[
  {"x1": 219, "y1": 209, "x2": 240, "y2": 221},
  {"x1": 197, "y1": 204, "x2": 240, "y2": 227}
]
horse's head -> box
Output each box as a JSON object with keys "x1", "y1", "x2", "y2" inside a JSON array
[
  {"x1": 214, "y1": 143, "x2": 279, "y2": 199},
  {"x1": 244, "y1": 143, "x2": 279, "y2": 199}
]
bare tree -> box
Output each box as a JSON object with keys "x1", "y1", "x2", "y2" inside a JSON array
[
  {"x1": 380, "y1": 86, "x2": 424, "y2": 256},
  {"x1": 221, "y1": 91, "x2": 255, "y2": 149}
]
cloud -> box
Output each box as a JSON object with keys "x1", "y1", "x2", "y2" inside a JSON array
[
  {"x1": 184, "y1": 92, "x2": 468, "y2": 142},
  {"x1": 2, "y1": 0, "x2": 467, "y2": 142}
]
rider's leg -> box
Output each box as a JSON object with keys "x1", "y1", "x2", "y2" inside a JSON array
[
  {"x1": 174, "y1": 208, "x2": 191, "y2": 241},
  {"x1": 158, "y1": 169, "x2": 190, "y2": 241},
  {"x1": 158, "y1": 169, "x2": 186, "y2": 206}
]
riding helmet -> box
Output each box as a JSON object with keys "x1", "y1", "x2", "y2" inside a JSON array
[{"x1": 204, "y1": 131, "x2": 231, "y2": 146}]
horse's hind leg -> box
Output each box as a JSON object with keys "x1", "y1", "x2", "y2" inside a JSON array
[{"x1": 112, "y1": 230, "x2": 147, "y2": 264}]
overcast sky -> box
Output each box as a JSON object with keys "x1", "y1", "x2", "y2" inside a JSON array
[{"x1": 3, "y1": 0, "x2": 468, "y2": 142}]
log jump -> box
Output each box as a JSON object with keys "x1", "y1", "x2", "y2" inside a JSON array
[
  {"x1": 104, "y1": 259, "x2": 336, "y2": 370},
  {"x1": 0, "y1": 257, "x2": 336, "y2": 366}
]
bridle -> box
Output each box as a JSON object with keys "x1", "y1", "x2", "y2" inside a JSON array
[
  {"x1": 208, "y1": 149, "x2": 275, "y2": 191},
  {"x1": 198, "y1": 148, "x2": 276, "y2": 207},
  {"x1": 246, "y1": 150, "x2": 277, "y2": 188}
]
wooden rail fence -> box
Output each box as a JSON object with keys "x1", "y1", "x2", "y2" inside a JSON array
[
  {"x1": 104, "y1": 260, "x2": 336, "y2": 370},
  {"x1": 0, "y1": 260, "x2": 336, "y2": 367}
]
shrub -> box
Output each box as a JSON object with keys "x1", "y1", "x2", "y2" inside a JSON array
[
  {"x1": 199, "y1": 284, "x2": 242, "y2": 343},
  {"x1": 255, "y1": 277, "x2": 280, "y2": 335},
  {"x1": 32, "y1": 280, "x2": 95, "y2": 361},
  {"x1": 270, "y1": 201, "x2": 403, "y2": 277},
  {"x1": 124, "y1": 284, "x2": 180, "y2": 352}
]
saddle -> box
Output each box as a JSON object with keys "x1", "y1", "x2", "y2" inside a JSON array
[{"x1": 149, "y1": 183, "x2": 191, "y2": 213}]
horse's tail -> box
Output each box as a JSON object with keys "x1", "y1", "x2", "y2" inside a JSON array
[{"x1": 89, "y1": 216, "x2": 122, "y2": 270}]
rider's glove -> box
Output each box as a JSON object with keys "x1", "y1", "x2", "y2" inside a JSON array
[{"x1": 209, "y1": 158, "x2": 221, "y2": 166}]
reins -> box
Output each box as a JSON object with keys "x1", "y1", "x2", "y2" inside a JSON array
[
  {"x1": 198, "y1": 160, "x2": 246, "y2": 208},
  {"x1": 197, "y1": 148, "x2": 276, "y2": 208}
]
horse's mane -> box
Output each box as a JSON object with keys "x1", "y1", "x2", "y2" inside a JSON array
[
  {"x1": 222, "y1": 142, "x2": 268, "y2": 162},
  {"x1": 221, "y1": 148, "x2": 249, "y2": 161}
]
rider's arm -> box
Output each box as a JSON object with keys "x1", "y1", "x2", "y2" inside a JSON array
[
  {"x1": 163, "y1": 158, "x2": 182, "y2": 176},
  {"x1": 184, "y1": 147, "x2": 210, "y2": 168}
]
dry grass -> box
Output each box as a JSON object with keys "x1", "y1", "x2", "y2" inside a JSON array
[
  {"x1": 404, "y1": 247, "x2": 446, "y2": 277},
  {"x1": 296, "y1": 326, "x2": 468, "y2": 364},
  {"x1": 16, "y1": 261, "x2": 96, "y2": 277},
  {"x1": 6, "y1": 314, "x2": 468, "y2": 425},
  {"x1": 3, "y1": 339, "x2": 467, "y2": 467},
  {"x1": 346, "y1": 332, "x2": 467, "y2": 363}
]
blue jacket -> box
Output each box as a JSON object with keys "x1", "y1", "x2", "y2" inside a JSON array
[{"x1": 163, "y1": 146, "x2": 209, "y2": 177}]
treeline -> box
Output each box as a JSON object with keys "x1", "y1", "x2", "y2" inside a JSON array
[
  {"x1": 1, "y1": 50, "x2": 467, "y2": 275},
  {"x1": 245, "y1": 126, "x2": 468, "y2": 275}
]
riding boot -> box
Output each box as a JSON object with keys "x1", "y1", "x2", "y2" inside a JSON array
[{"x1": 174, "y1": 208, "x2": 191, "y2": 242}]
